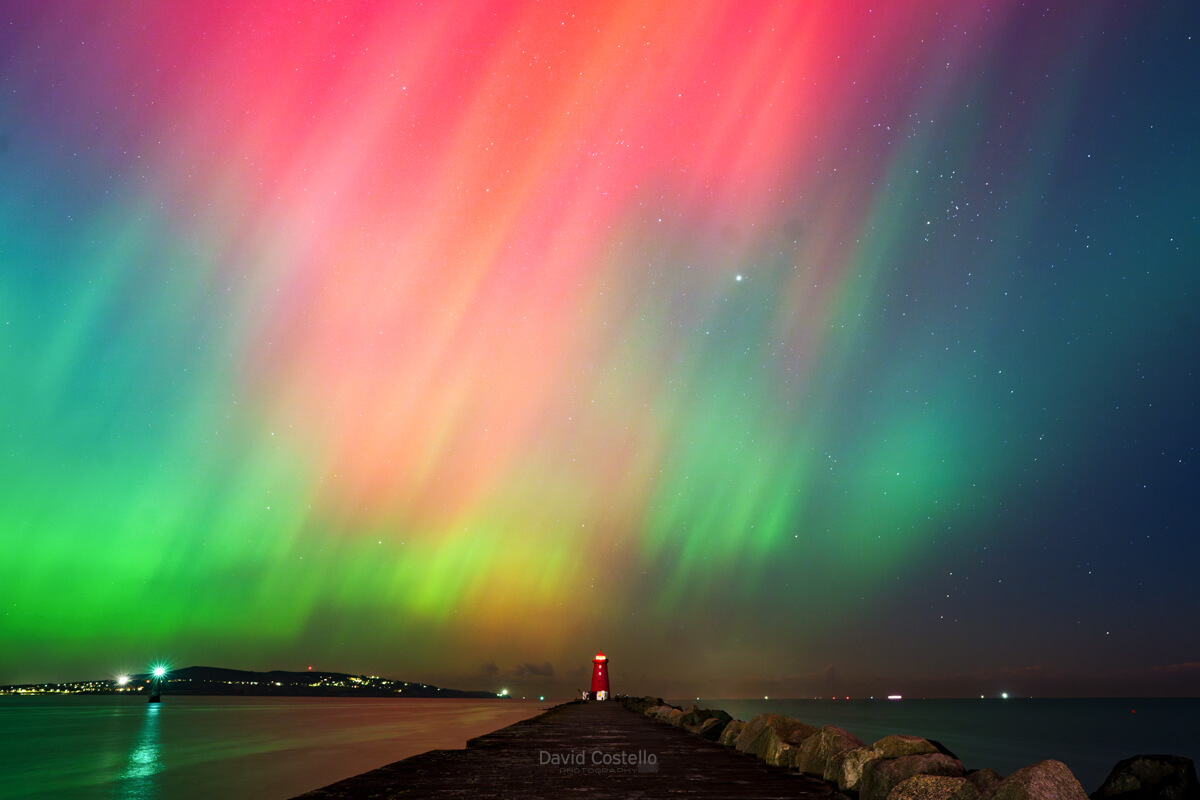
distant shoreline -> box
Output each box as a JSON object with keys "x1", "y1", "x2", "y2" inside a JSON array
[{"x1": 0, "y1": 664, "x2": 505, "y2": 699}]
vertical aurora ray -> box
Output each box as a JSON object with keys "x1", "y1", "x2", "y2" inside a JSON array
[{"x1": 2, "y1": 1, "x2": 1197, "y2": 693}]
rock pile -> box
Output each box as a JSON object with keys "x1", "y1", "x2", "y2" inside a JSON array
[
  {"x1": 1091, "y1": 754, "x2": 1199, "y2": 800},
  {"x1": 619, "y1": 697, "x2": 1197, "y2": 800}
]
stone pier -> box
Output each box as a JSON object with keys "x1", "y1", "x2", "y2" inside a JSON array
[{"x1": 295, "y1": 700, "x2": 848, "y2": 799}]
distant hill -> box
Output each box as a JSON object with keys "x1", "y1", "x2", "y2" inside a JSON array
[{"x1": 0, "y1": 666, "x2": 506, "y2": 699}]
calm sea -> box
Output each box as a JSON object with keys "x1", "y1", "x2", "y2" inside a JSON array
[
  {"x1": 0, "y1": 696, "x2": 545, "y2": 800},
  {"x1": 692, "y1": 697, "x2": 1200, "y2": 794}
]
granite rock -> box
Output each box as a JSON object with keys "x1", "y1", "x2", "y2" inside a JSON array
[
  {"x1": 948, "y1": 781, "x2": 982, "y2": 800},
  {"x1": 828, "y1": 746, "x2": 884, "y2": 792},
  {"x1": 860, "y1": 753, "x2": 965, "y2": 800},
  {"x1": 796, "y1": 725, "x2": 866, "y2": 775},
  {"x1": 1091, "y1": 754, "x2": 1200, "y2": 800},
  {"x1": 644, "y1": 704, "x2": 672, "y2": 720},
  {"x1": 735, "y1": 713, "x2": 818, "y2": 767},
  {"x1": 689, "y1": 717, "x2": 730, "y2": 741},
  {"x1": 679, "y1": 705, "x2": 733, "y2": 728},
  {"x1": 888, "y1": 775, "x2": 969, "y2": 800},
  {"x1": 962, "y1": 768, "x2": 1004, "y2": 798},
  {"x1": 992, "y1": 760, "x2": 1089, "y2": 800},
  {"x1": 622, "y1": 696, "x2": 664, "y2": 715},
  {"x1": 718, "y1": 719, "x2": 745, "y2": 747},
  {"x1": 873, "y1": 735, "x2": 943, "y2": 758}
]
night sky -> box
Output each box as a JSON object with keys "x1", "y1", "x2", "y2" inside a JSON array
[{"x1": 2, "y1": 2, "x2": 1197, "y2": 699}]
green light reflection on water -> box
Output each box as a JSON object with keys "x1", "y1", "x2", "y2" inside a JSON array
[{"x1": 116, "y1": 703, "x2": 163, "y2": 798}]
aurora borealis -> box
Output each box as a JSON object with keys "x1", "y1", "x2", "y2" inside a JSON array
[{"x1": 2, "y1": 2, "x2": 1197, "y2": 697}]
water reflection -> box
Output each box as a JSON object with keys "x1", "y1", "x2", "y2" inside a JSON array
[{"x1": 113, "y1": 703, "x2": 162, "y2": 799}]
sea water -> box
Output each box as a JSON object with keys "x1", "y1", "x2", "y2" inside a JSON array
[
  {"x1": 693, "y1": 697, "x2": 1200, "y2": 793},
  {"x1": 5, "y1": 696, "x2": 1196, "y2": 797},
  {"x1": 0, "y1": 696, "x2": 545, "y2": 800}
]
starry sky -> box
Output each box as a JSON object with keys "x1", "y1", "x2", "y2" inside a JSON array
[{"x1": 1, "y1": 2, "x2": 1197, "y2": 698}]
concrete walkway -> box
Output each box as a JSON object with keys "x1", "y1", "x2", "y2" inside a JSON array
[{"x1": 295, "y1": 700, "x2": 849, "y2": 798}]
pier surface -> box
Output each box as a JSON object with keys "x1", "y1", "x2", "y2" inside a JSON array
[{"x1": 296, "y1": 701, "x2": 847, "y2": 799}]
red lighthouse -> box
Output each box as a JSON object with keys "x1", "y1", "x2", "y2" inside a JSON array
[{"x1": 590, "y1": 651, "x2": 610, "y2": 700}]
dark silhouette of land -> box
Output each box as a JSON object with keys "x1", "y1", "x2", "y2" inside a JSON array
[{"x1": 0, "y1": 665, "x2": 504, "y2": 699}]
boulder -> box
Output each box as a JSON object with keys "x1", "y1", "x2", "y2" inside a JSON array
[
  {"x1": 719, "y1": 719, "x2": 745, "y2": 747},
  {"x1": 735, "y1": 713, "x2": 818, "y2": 767},
  {"x1": 888, "y1": 775, "x2": 969, "y2": 800},
  {"x1": 949, "y1": 782, "x2": 983, "y2": 800},
  {"x1": 929, "y1": 740, "x2": 961, "y2": 760},
  {"x1": 623, "y1": 695, "x2": 664, "y2": 714},
  {"x1": 733, "y1": 713, "x2": 780, "y2": 755},
  {"x1": 1091, "y1": 754, "x2": 1200, "y2": 800},
  {"x1": 962, "y1": 769, "x2": 1005, "y2": 798},
  {"x1": 690, "y1": 717, "x2": 730, "y2": 741},
  {"x1": 873, "y1": 734, "x2": 943, "y2": 758},
  {"x1": 796, "y1": 725, "x2": 866, "y2": 775},
  {"x1": 648, "y1": 704, "x2": 678, "y2": 721},
  {"x1": 992, "y1": 760, "x2": 1088, "y2": 800},
  {"x1": 679, "y1": 705, "x2": 733, "y2": 728},
  {"x1": 828, "y1": 746, "x2": 884, "y2": 792},
  {"x1": 664, "y1": 708, "x2": 686, "y2": 727},
  {"x1": 861, "y1": 753, "x2": 965, "y2": 800}
]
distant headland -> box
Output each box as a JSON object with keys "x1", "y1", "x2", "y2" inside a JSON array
[{"x1": 0, "y1": 665, "x2": 506, "y2": 699}]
